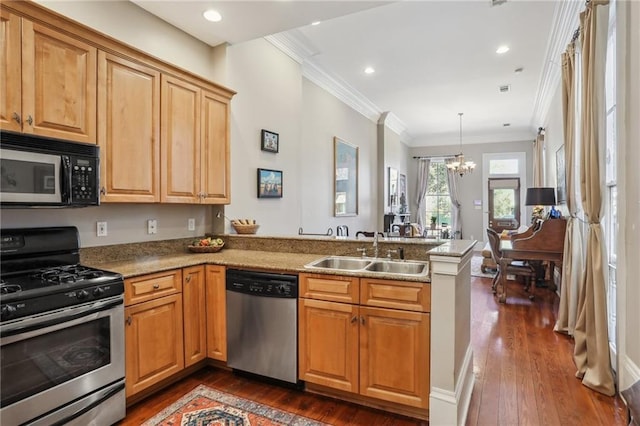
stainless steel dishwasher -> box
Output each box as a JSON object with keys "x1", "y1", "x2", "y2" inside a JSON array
[{"x1": 226, "y1": 269, "x2": 298, "y2": 384}]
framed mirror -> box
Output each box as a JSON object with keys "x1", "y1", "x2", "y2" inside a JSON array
[{"x1": 334, "y1": 137, "x2": 358, "y2": 216}]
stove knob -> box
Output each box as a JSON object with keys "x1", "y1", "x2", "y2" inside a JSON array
[
  {"x1": 1, "y1": 305, "x2": 17, "y2": 320},
  {"x1": 77, "y1": 290, "x2": 89, "y2": 300},
  {"x1": 93, "y1": 287, "x2": 105, "y2": 297}
]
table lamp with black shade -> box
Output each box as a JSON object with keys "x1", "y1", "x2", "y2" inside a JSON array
[{"x1": 525, "y1": 187, "x2": 560, "y2": 222}]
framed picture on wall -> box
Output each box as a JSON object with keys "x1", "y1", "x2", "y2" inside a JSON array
[
  {"x1": 257, "y1": 168, "x2": 283, "y2": 198},
  {"x1": 261, "y1": 129, "x2": 279, "y2": 153}
]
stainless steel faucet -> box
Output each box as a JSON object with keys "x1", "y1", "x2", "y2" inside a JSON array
[{"x1": 373, "y1": 232, "x2": 379, "y2": 258}]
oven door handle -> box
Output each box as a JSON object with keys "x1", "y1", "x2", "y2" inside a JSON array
[{"x1": 0, "y1": 297, "x2": 123, "y2": 338}]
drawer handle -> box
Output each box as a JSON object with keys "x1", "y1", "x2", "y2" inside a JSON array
[
  {"x1": 126, "y1": 316, "x2": 132, "y2": 326},
  {"x1": 153, "y1": 283, "x2": 160, "y2": 289},
  {"x1": 360, "y1": 316, "x2": 365, "y2": 325}
]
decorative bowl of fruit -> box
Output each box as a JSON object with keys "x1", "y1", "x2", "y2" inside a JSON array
[{"x1": 188, "y1": 237, "x2": 225, "y2": 253}]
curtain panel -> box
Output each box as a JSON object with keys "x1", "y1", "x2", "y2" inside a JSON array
[
  {"x1": 446, "y1": 169, "x2": 462, "y2": 238},
  {"x1": 532, "y1": 133, "x2": 545, "y2": 187},
  {"x1": 573, "y1": 0, "x2": 615, "y2": 397},
  {"x1": 415, "y1": 159, "x2": 430, "y2": 229}
]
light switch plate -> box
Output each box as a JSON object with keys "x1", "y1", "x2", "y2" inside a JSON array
[
  {"x1": 97, "y1": 222, "x2": 107, "y2": 237},
  {"x1": 188, "y1": 218, "x2": 195, "y2": 231}
]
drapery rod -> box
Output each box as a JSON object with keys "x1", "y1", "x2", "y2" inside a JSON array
[{"x1": 412, "y1": 154, "x2": 457, "y2": 160}]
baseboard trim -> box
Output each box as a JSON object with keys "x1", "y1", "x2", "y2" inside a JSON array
[
  {"x1": 429, "y1": 345, "x2": 474, "y2": 426},
  {"x1": 621, "y1": 355, "x2": 640, "y2": 391}
]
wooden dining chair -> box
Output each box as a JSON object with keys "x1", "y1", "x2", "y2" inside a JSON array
[{"x1": 486, "y1": 228, "x2": 537, "y2": 300}]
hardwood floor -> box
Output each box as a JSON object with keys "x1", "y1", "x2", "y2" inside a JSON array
[{"x1": 120, "y1": 274, "x2": 627, "y2": 426}]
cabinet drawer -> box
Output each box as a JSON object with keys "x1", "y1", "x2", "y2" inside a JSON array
[
  {"x1": 299, "y1": 273, "x2": 359, "y2": 304},
  {"x1": 360, "y1": 278, "x2": 430, "y2": 312},
  {"x1": 125, "y1": 269, "x2": 182, "y2": 306}
]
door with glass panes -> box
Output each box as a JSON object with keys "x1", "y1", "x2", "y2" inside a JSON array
[{"x1": 488, "y1": 178, "x2": 520, "y2": 233}]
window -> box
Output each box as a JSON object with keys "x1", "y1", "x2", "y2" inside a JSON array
[
  {"x1": 425, "y1": 161, "x2": 451, "y2": 237},
  {"x1": 489, "y1": 158, "x2": 519, "y2": 175},
  {"x1": 604, "y1": 0, "x2": 617, "y2": 353}
]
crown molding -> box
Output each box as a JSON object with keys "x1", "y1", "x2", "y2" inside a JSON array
[
  {"x1": 265, "y1": 31, "x2": 410, "y2": 138},
  {"x1": 531, "y1": 0, "x2": 583, "y2": 127}
]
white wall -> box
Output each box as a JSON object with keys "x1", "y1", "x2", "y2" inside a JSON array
[{"x1": 408, "y1": 140, "x2": 534, "y2": 242}]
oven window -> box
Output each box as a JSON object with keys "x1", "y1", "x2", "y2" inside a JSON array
[
  {"x1": 1, "y1": 159, "x2": 55, "y2": 194},
  {"x1": 1, "y1": 317, "x2": 111, "y2": 407}
]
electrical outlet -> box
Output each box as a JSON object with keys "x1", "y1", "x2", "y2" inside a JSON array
[
  {"x1": 97, "y1": 221, "x2": 107, "y2": 237},
  {"x1": 147, "y1": 219, "x2": 157, "y2": 234},
  {"x1": 188, "y1": 218, "x2": 195, "y2": 231}
]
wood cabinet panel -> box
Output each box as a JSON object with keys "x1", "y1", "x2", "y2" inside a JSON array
[
  {"x1": 205, "y1": 265, "x2": 226, "y2": 361},
  {"x1": 299, "y1": 273, "x2": 359, "y2": 304},
  {"x1": 161, "y1": 75, "x2": 200, "y2": 203},
  {"x1": 0, "y1": 10, "x2": 21, "y2": 132},
  {"x1": 298, "y1": 298, "x2": 359, "y2": 393},
  {"x1": 98, "y1": 52, "x2": 160, "y2": 202},
  {"x1": 359, "y1": 307, "x2": 430, "y2": 409},
  {"x1": 125, "y1": 269, "x2": 182, "y2": 306},
  {"x1": 21, "y1": 20, "x2": 96, "y2": 143},
  {"x1": 201, "y1": 90, "x2": 230, "y2": 203},
  {"x1": 183, "y1": 265, "x2": 207, "y2": 367},
  {"x1": 360, "y1": 278, "x2": 430, "y2": 312},
  {"x1": 125, "y1": 294, "x2": 184, "y2": 397}
]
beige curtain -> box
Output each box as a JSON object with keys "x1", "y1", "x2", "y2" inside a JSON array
[
  {"x1": 415, "y1": 159, "x2": 431, "y2": 229},
  {"x1": 532, "y1": 133, "x2": 544, "y2": 187},
  {"x1": 555, "y1": 44, "x2": 583, "y2": 336},
  {"x1": 573, "y1": 0, "x2": 615, "y2": 396}
]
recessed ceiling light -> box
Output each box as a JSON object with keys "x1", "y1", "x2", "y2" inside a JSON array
[
  {"x1": 311, "y1": 21, "x2": 321, "y2": 26},
  {"x1": 364, "y1": 67, "x2": 375, "y2": 74},
  {"x1": 503, "y1": 123, "x2": 511, "y2": 127},
  {"x1": 496, "y1": 45, "x2": 510, "y2": 54},
  {"x1": 203, "y1": 9, "x2": 222, "y2": 22},
  {"x1": 514, "y1": 67, "x2": 524, "y2": 74}
]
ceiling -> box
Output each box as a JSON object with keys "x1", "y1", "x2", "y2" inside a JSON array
[{"x1": 130, "y1": 1, "x2": 573, "y2": 147}]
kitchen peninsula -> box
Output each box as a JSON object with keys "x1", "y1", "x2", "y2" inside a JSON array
[{"x1": 83, "y1": 234, "x2": 475, "y2": 425}]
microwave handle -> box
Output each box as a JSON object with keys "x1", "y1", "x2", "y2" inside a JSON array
[{"x1": 61, "y1": 155, "x2": 72, "y2": 203}]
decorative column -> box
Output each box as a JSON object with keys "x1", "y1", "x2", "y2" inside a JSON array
[{"x1": 428, "y1": 240, "x2": 475, "y2": 425}]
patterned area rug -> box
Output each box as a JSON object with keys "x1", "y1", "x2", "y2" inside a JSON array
[
  {"x1": 471, "y1": 254, "x2": 497, "y2": 279},
  {"x1": 143, "y1": 384, "x2": 327, "y2": 426}
]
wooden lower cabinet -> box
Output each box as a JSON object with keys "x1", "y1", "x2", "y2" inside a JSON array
[
  {"x1": 183, "y1": 265, "x2": 207, "y2": 367},
  {"x1": 205, "y1": 265, "x2": 227, "y2": 361},
  {"x1": 359, "y1": 306, "x2": 430, "y2": 409},
  {"x1": 124, "y1": 293, "x2": 184, "y2": 398},
  {"x1": 298, "y1": 298, "x2": 359, "y2": 392},
  {"x1": 299, "y1": 274, "x2": 431, "y2": 410}
]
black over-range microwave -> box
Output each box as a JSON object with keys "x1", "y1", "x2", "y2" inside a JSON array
[{"x1": 0, "y1": 131, "x2": 100, "y2": 208}]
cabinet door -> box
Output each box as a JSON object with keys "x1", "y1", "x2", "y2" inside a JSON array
[
  {"x1": 161, "y1": 75, "x2": 200, "y2": 203},
  {"x1": 359, "y1": 307, "x2": 430, "y2": 409},
  {"x1": 183, "y1": 265, "x2": 207, "y2": 367},
  {"x1": 125, "y1": 294, "x2": 184, "y2": 398},
  {"x1": 21, "y1": 20, "x2": 97, "y2": 143},
  {"x1": 0, "y1": 10, "x2": 21, "y2": 133},
  {"x1": 98, "y1": 52, "x2": 160, "y2": 202},
  {"x1": 205, "y1": 265, "x2": 226, "y2": 361},
  {"x1": 200, "y1": 89, "x2": 230, "y2": 204},
  {"x1": 298, "y1": 298, "x2": 359, "y2": 393}
]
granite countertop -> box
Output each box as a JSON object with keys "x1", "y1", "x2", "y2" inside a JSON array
[
  {"x1": 86, "y1": 249, "x2": 432, "y2": 283},
  {"x1": 427, "y1": 239, "x2": 477, "y2": 257}
]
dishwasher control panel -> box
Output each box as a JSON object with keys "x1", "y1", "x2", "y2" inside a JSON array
[{"x1": 226, "y1": 269, "x2": 298, "y2": 298}]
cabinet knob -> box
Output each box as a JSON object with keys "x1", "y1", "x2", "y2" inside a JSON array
[
  {"x1": 153, "y1": 283, "x2": 160, "y2": 289},
  {"x1": 12, "y1": 112, "x2": 21, "y2": 124},
  {"x1": 26, "y1": 115, "x2": 33, "y2": 126},
  {"x1": 126, "y1": 316, "x2": 132, "y2": 326},
  {"x1": 360, "y1": 316, "x2": 365, "y2": 325},
  {"x1": 100, "y1": 187, "x2": 107, "y2": 196},
  {"x1": 185, "y1": 275, "x2": 191, "y2": 283},
  {"x1": 351, "y1": 316, "x2": 358, "y2": 324}
]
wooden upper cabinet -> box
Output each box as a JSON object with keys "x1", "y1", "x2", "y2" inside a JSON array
[
  {"x1": 161, "y1": 75, "x2": 201, "y2": 203},
  {"x1": 98, "y1": 52, "x2": 160, "y2": 202},
  {"x1": 21, "y1": 19, "x2": 97, "y2": 143},
  {"x1": 201, "y1": 90, "x2": 230, "y2": 203},
  {"x1": 0, "y1": 10, "x2": 21, "y2": 133}
]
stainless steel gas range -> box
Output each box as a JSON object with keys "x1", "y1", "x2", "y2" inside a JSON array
[{"x1": 0, "y1": 227, "x2": 125, "y2": 426}]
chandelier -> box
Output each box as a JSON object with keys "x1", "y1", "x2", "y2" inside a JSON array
[{"x1": 446, "y1": 112, "x2": 476, "y2": 177}]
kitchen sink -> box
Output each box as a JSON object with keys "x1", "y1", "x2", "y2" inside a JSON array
[
  {"x1": 306, "y1": 256, "x2": 372, "y2": 270},
  {"x1": 365, "y1": 260, "x2": 428, "y2": 275},
  {"x1": 304, "y1": 256, "x2": 429, "y2": 277}
]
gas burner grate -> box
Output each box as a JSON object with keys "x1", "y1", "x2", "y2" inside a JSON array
[
  {"x1": 0, "y1": 283, "x2": 22, "y2": 294},
  {"x1": 31, "y1": 266, "x2": 105, "y2": 284}
]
